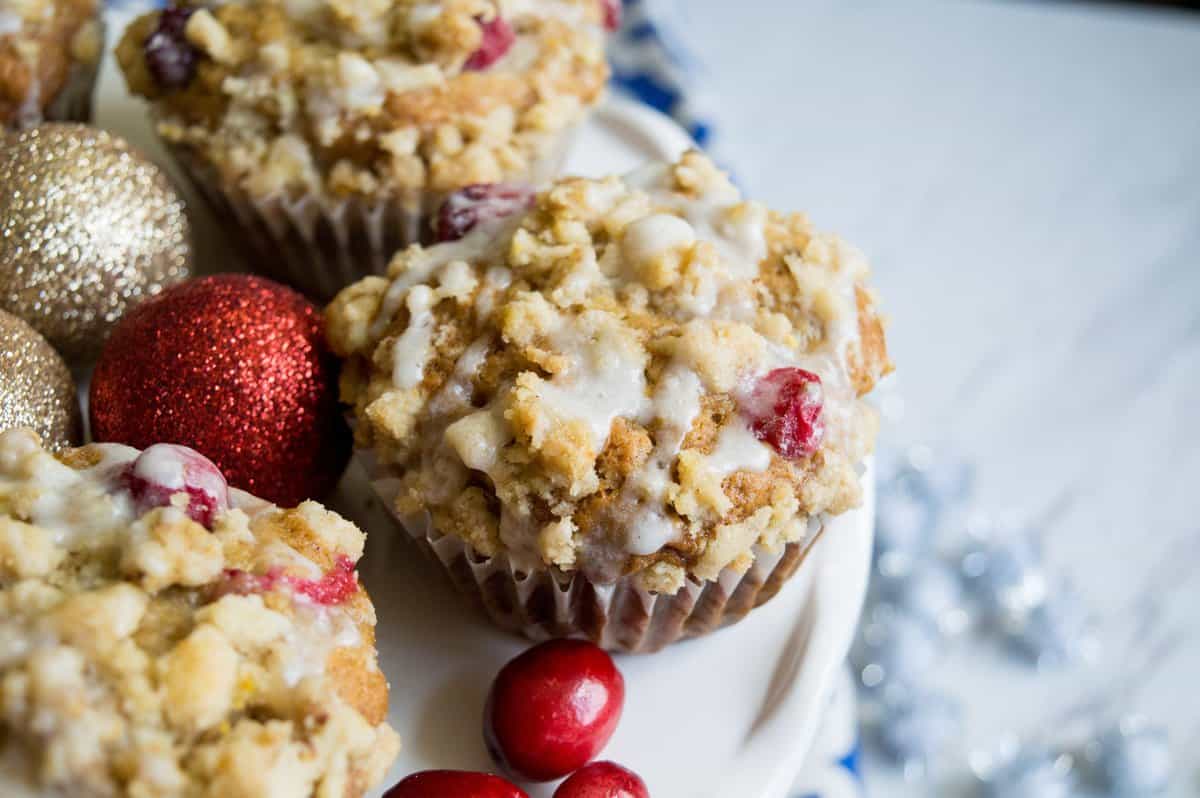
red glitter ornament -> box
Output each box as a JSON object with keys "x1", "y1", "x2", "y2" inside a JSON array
[{"x1": 90, "y1": 275, "x2": 349, "y2": 506}]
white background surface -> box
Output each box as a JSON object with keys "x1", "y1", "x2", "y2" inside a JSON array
[{"x1": 650, "y1": 0, "x2": 1200, "y2": 794}]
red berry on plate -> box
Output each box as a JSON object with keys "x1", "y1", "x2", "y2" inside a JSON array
[
  {"x1": 123, "y1": 443, "x2": 230, "y2": 528},
  {"x1": 384, "y1": 770, "x2": 529, "y2": 798},
  {"x1": 554, "y1": 761, "x2": 649, "y2": 798},
  {"x1": 599, "y1": 0, "x2": 622, "y2": 31},
  {"x1": 434, "y1": 184, "x2": 535, "y2": 242},
  {"x1": 741, "y1": 367, "x2": 825, "y2": 459},
  {"x1": 485, "y1": 640, "x2": 625, "y2": 782},
  {"x1": 465, "y1": 15, "x2": 516, "y2": 71}
]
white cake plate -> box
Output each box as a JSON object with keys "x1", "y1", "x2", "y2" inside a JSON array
[{"x1": 92, "y1": 19, "x2": 874, "y2": 796}]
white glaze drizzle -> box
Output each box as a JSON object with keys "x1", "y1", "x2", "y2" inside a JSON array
[
  {"x1": 278, "y1": 600, "x2": 362, "y2": 687},
  {"x1": 534, "y1": 313, "x2": 649, "y2": 455},
  {"x1": 621, "y1": 365, "x2": 703, "y2": 556},
  {"x1": 391, "y1": 284, "x2": 437, "y2": 390},
  {"x1": 706, "y1": 419, "x2": 773, "y2": 479}
]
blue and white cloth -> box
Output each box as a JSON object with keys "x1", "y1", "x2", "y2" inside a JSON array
[{"x1": 606, "y1": 0, "x2": 716, "y2": 147}]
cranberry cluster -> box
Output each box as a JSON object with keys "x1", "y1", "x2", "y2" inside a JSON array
[{"x1": 387, "y1": 640, "x2": 648, "y2": 797}]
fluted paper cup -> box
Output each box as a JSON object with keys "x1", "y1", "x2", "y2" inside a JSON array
[
  {"x1": 10, "y1": 20, "x2": 105, "y2": 128},
  {"x1": 369, "y1": 470, "x2": 824, "y2": 654},
  {"x1": 163, "y1": 130, "x2": 576, "y2": 302}
]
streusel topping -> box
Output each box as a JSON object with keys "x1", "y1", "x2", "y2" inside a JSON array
[
  {"x1": 0, "y1": 0, "x2": 102, "y2": 125},
  {"x1": 0, "y1": 428, "x2": 400, "y2": 798},
  {"x1": 329, "y1": 152, "x2": 892, "y2": 593},
  {"x1": 116, "y1": 0, "x2": 610, "y2": 200}
]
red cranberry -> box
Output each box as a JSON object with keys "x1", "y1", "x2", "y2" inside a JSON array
[
  {"x1": 741, "y1": 367, "x2": 825, "y2": 459},
  {"x1": 485, "y1": 640, "x2": 625, "y2": 782},
  {"x1": 217, "y1": 555, "x2": 359, "y2": 606},
  {"x1": 384, "y1": 770, "x2": 528, "y2": 798},
  {"x1": 554, "y1": 762, "x2": 649, "y2": 798},
  {"x1": 124, "y1": 443, "x2": 230, "y2": 528},
  {"x1": 434, "y1": 183, "x2": 534, "y2": 242},
  {"x1": 287, "y1": 555, "x2": 359, "y2": 605},
  {"x1": 599, "y1": 0, "x2": 622, "y2": 31},
  {"x1": 144, "y1": 6, "x2": 199, "y2": 90},
  {"x1": 464, "y1": 15, "x2": 516, "y2": 71}
]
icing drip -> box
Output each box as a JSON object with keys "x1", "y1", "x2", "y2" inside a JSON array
[
  {"x1": 707, "y1": 419, "x2": 773, "y2": 479},
  {"x1": 0, "y1": 441, "x2": 138, "y2": 549},
  {"x1": 622, "y1": 365, "x2": 703, "y2": 556},
  {"x1": 391, "y1": 284, "x2": 437, "y2": 390},
  {"x1": 535, "y1": 312, "x2": 649, "y2": 456},
  {"x1": 279, "y1": 600, "x2": 362, "y2": 687}
]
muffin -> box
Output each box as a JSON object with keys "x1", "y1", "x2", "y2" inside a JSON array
[
  {"x1": 0, "y1": 0, "x2": 103, "y2": 127},
  {"x1": 327, "y1": 151, "x2": 893, "y2": 653},
  {"x1": 0, "y1": 428, "x2": 401, "y2": 796},
  {"x1": 116, "y1": 0, "x2": 613, "y2": 300}
]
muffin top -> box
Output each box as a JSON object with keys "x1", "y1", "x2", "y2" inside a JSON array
[
  {"x1": 0, "y1": 0, "x2": 102, "y2": 126},
  {"x1": 328, "y1": 152, "x2": 892, "y2": 594},
  {"x1": 0, "y1": 428, "x2": 400, "y2": 798},
  {"x1": 116, "y1": 0, "x2": 611, "y2": 201}
]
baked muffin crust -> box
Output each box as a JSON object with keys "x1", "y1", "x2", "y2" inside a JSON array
[
  {"x1": 0, "y1": 0, "x2": 101, "y2": 125},
  {"x1": 330, "y1": 152, "x2": 892, "y2": 594},
  {"x1": 116, "y1": 0, "x2": 610, "y2": 201},
  {"x1": 0, "y1": 429, "x2": 400, "y2": 798}
]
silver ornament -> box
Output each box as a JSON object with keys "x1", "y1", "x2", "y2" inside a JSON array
[
  {"x1": 875, "y1": 469, "x2": 938, "y2": 568},
  {"x1": 960, "y1": 530, "x2": 1049, "y2": 620},
  {"x1": 884, "y1": 558, "x2": 971, "y2": 637},
  {"x1": 850, "y1": 603, "x2": 940, "y2": 691},
  {"x1": 1093, "y1": 722, "x2": 1171, "y2": 796},
  {"x1": 983, "y1": 749, "x2": 1075, "y2": 798},
  {"x1": 1005, "y1": 586, "x2": 1094, "y2": 668},
  {"x1": 874, "y1": 690, "x2": 962, "y2": 777}
]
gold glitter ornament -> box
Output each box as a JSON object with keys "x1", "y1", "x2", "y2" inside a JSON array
[
  {"x1": 0, "y1": 123, "x2": 192, "y2": 362},
  {"x1": 0, "y1": 309, "x2": 81, "y2": 450}
]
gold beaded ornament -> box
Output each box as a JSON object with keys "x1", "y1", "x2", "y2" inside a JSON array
[
  {"x1": 0, "y1": 310, "x2": 81, "y2": 450},
  {"x1": 0, "y1": 124, "x2": 192, "y2": 361}
]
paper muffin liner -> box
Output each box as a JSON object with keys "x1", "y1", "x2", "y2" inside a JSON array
[
  {"x1": 369, "y1": 468, "x2": 825, "y2": 654},
  {"x1": 163, "y1": 130, "x2": 576, "y2": 302},
  {"x1": 42, "y1": 52, "x2": 102, "y2": 126},
  {"x1": 8, "y1": 21, "x2": 104, "y2": 129}
]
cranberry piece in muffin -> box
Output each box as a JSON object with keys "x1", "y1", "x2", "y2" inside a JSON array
[
  {"x1": 742, "y1": 367, "x2": 826, "y2": 459},
  {"x1": 219, "y1": 555, "x2": 359, "y2": 606},
  {"x1": 435, "y1": 184, "x2": 535, "y2": 242},
  {"x1": 600, "y1": 0, "x2": 622, "y2": 31},
  {"x1": 143, "y1": 6, "x2": 198, "y2": 90},
  {"x1": 465, "y1": 15, "x2": 516, "y2": 71},
  {"x1": 122, "y1": 443, "x2": 230, "y2": 528}
]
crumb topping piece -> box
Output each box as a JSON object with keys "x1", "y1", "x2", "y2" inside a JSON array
[
  {"x1": 329, "y1": 152, "x2": 893, "y2": 592},
  {"x1": 0, "y1": 428, "x2": 400, "y2": 797},
  {"x1": 115, "y1": 0, "x2": 610, "y2": 200}
]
